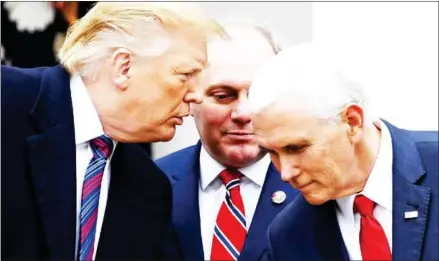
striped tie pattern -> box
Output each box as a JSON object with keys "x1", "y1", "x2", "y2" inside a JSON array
[
  {"x1": 78, "y1": 135, "x2": 113, "y2": 261},
  {"x1": 211, "y1": 169, "x2": 247, "y2": 260}
]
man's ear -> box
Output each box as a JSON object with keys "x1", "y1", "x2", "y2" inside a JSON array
[
  {"x1": 341, "y1": 103, "x2": 364, "y2": 143},
  {"x1": 110, "y1": 48, "x2": 131, "y2": 90}
]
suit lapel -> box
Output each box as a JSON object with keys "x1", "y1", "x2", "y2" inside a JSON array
[
  {"x1": 240, "y1": 164, "x2": 297, "y2": 261},
  {"x1": 271, "y1": 195, "x2": 349, "y2": 260},
  {"x1": 27, "y1": 65, "x2": 77, "y2": 259},
  {"x1": 96, "y1": 143, "x2": 169, "y2": 259},
  {"x1": 314, "y1": 201, "x2": 350, "y2": 261},
  {"x1": 385, "y1": 121, "x2": 431, "y2": 261},
  {"x1": 170, "y1": 143, "x2": 204, "y2": 260},
  {"x1": 392, "y1": 175, "x2": 431, "y2": 261}
]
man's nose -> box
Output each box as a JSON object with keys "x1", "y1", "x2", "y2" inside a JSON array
[
  {"x1": 280, "y1": 157, "x2": 300, "y2": 182},
  {"x1": 183, "y1": 90, "x2": 203, "y2": 104},
  {"x1": 231, "y1": 99, "x2": 251, "y2": 124}
]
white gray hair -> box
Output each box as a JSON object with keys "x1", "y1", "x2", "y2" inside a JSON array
[{"x1": 247, "y1": 43, "x2": 370, "y2": 123}]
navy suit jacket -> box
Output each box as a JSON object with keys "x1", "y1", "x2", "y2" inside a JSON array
[
  {"x1": 265, "y1": 121, "x2": 438, "y2": 261},
  {"x1": 1, "y1": 65, "x2": 172, "y2": 260},
  {"x1": 155, "y1": 142, "x2": 299, "y2": 261}
]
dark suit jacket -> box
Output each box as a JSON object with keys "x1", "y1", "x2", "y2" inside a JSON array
[
  {"x1": 265, "y1": 121, "x2": 438, "y2": 261},
  {"x1": 1, "y1": 65, "x2": 172, "y2": 260},
  {"x1": 155, "y1": 142, "x2": 299, "y2": 261}
]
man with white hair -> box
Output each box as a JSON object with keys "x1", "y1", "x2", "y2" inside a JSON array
[
  {"x1": 155, "y1": 22, "x2": 298, "y2": 261},
  {"x1": 1, "y1": 2, "x2": 225, "y2": 260},
  {"x1": 248, "y1": 43, "x2": 438, "y2": 261}
]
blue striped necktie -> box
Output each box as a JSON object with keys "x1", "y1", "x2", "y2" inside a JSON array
[{"x1": 78, "y1": 135, "x2": 113, "y2": 260}]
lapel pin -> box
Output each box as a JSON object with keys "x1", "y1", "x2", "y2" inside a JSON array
[
  {"x1": 404, "y1": 210, "x2": 418, "y2": 219},
  {"x1": 272, "y1": 190, "x2": 286, "y2": 204}
]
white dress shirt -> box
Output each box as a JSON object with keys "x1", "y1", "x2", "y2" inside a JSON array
[
  {"x1": 336, "y1": 120, "x2": 393, "y2": 260},
  {"x1": 70, "y1": 75, "x2": 117, "y2": 260},
  {"x1": 198, "y1": 146, "x2": 271, "y2": 260}
]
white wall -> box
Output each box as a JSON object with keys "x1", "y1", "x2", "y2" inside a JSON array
[
  {"x1": 312, "y1": 2, "x2": 438, "y2": 131},
  {"x1": 152, "y1": 2, "x2": 438, "y2": 159}
]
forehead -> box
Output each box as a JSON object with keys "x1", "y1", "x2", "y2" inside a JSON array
[
  {"x1": 202, "y1": 28, "x2": 275, "y2": 88},
  {"x1": 252, "y1": 104, "x2": 322, "y2": 147},
  {"x1": 166, "y1": 29, "x2": 208, "y2": 63}
]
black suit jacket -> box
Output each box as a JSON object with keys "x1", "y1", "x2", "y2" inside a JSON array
[{"x1": 1, "y1": 65, "x2": 172, "y2": 260}]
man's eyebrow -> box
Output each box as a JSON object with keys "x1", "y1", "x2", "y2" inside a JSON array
[
  {"x1": 258, "y1": 136, "x2": 310, "y2": 150},
  {"x1": 205, "y1": 83, "x2": 236, "y2": 92}
]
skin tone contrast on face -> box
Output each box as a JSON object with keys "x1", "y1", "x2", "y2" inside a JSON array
[
  {"x1": 90, "y1": 28, "x2": 208, "y2": 143},
  {"x1": 252, "y1": 100, "x2": 381, "y2": 205},
  {"x1": 191, "y1": 26, "x2": 276, "y2": 168}
]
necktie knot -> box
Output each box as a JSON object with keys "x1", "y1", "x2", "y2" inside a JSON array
[
  {"x1": 219, "y1": 169, "x2": 243, "y2": 190},
  {"x1": 355, "y1": 194, "x2": 391, "y2": 260},
  {"x1": 90, "y1": 135, "x2": 114, "y2": 160},
  {"x1": 354, "y1": 195, "x2": 376, "y2": 217}
]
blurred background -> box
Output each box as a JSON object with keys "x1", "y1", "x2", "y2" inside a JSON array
[{"x1": 2, "y1": 1, "x2": 437, "y2": 159}]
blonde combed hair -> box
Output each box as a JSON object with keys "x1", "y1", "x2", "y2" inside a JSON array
[{"x1": 58, "y1": 2, "x2": 227, "y2": 76}]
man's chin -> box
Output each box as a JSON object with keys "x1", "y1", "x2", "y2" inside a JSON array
[
  {"x1": 156, "y1": 126, "x2": 176, "y2": 142},
  {"x1": 223, "y1": 149, "x2": 263, "y2": 167},
  {"x1": 302, "y1": 192, "x2": 330, "y2": 206}
]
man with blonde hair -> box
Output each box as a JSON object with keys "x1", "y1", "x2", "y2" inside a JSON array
[
  {"x1": 1, "y1": 2, "x2": 225, "y2": 260},
  {"x1": 247, "y1": 43, "x2": 438, "y2": 261}
]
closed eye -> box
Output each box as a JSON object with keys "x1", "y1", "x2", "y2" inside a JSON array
[
  {"x1": 175, "y1": 69, "x2": 200, "y2": 82},
  {"x1": 284, "y1": 145, "x2": 307, "y2": 154},
  {"x1": 182, "y1": 71, "x2": 198, "y2": 78}
]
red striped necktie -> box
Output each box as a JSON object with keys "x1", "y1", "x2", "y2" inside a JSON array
[{"x1": 211, "y1": 169, "x2": 247, "y2": 261}]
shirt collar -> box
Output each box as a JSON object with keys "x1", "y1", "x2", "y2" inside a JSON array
[
  {"x1": 199, "y1": 144, "x2": 270, "y2": 191},
  {"x1": 336, "y1": 119, "x2": 393, "y2": 218},
  {"x1": 70, "y1": 75, "x2": 117, "y2": 150}
]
